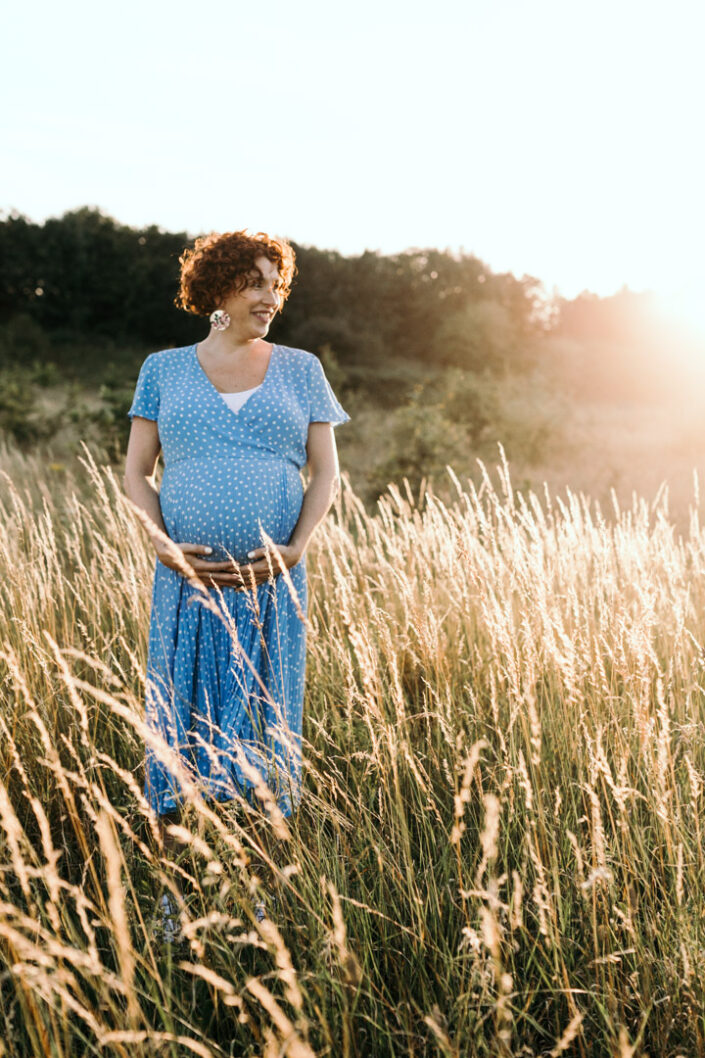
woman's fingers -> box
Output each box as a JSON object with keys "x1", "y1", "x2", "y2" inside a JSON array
[
  {"x1": 190, "y1": 557, "x2": 242, "y2": 571},
  {"x1": 203, "y1": 572, "x2": 256, "y2": 585},
  {"x1": 205, "y1": 573, "x2": 270, "y2": 585},
  {"x1": 236, "y1": 560, "x2": 269, "y2": 572},
  {"x1": 166, "y1": 543, "x2": 280, "y2": 585},
  {"x1": 199, "y1": 568, "x2": 278, "y2": 590},
  {"x1": 178, "y1": 543, "x2": 240, "y2": 570},
  {"x1": 181, "y1": 548, "x2": 268, "y2": 574}
]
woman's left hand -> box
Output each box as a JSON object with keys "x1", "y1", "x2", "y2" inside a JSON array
[{"x1": 232, "y1": 543, "x2": 303, "y2": 590}]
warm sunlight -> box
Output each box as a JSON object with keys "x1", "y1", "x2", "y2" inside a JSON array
[{"x1": 655, "y1": 283, "x2": 705, "y2": 347}]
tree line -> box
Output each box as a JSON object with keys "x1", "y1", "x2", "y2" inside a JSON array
[{"x1": 0, "y1": 205, "x2": 668, "y2": 385}]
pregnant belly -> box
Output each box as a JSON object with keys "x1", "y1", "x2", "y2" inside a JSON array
[{"x1": 159, "y1": 456, "x2": 304, "y2": 565}]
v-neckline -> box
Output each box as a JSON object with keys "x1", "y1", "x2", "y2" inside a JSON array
[{"x1": 191, "y1": 343, "x2": 277, "y2": 417}]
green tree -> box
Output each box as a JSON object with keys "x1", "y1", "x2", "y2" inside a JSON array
[{"x1": 431, "y1": 299, "x2": 520, "y2": 372}]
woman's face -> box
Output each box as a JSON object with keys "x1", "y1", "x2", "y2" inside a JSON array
[{"x1": 220, "y1": 254, "x2": 283, "y2": 339}]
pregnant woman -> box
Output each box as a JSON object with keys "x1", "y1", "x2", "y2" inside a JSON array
[{"x1": 123, "y1": 229, "x2": 349, "y2": 930}]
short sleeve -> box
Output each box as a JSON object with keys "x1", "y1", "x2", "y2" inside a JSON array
[
  {"x1": 307, "y1": 355, "x2": 350, "y2": 428},
  {"x1": 127, "y1": 353, "x2": 160, "y2": 421}
]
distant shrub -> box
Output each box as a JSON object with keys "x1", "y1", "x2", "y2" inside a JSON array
[
  {"x1": 0, "y1": 354, "x2": 133, "y2": 461},
  {"x1": 362, "y1": 364, "x2": 567, "y2": 502},
  {"x1": 367, "y1": 402, "x2": 470, "y2": 499},
  {"x1": 285, "y1": 314, "x2": 387, "y2": 367},
  {"x1": 432, "y1": 300, "x2": 520, "y2": 371},
  {"x1": 312, "y1": 344, "x2": 347, "y2": 400},
  {"x1": 342, "y1": 359, "x2": 435, "y2": 409},
  {"x1": 95, "y1": 382, "x2": 136, "y2": 462},
  {"x1": 489, "y1": 371, "x2": 568, "y2": 464},
  {"x1": 0, "y1": 313, "x2": 52, "y2": 367},
  {"x1": 286, "y1": 315, "x2": 359, "y2": 360},
  {"x1": 27, "y1": 360, "x2": 62, "y2": 387},
  {"x1": 0, "y1": 366, "x2": 62, "y2": 446},
  {"x1": 53, "y1": 378, "x2": 135, "y2": 464},
  {"x1": 416, "y1": 367, "x2": 501, "y2": 444}
]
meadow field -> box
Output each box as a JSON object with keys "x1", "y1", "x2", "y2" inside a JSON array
[{"x1": 0, "y1": 438, "x2": 704, "y2": 1057}]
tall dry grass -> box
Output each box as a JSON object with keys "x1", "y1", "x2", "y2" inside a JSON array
[{"x1": 0, "y1": 439, "x2": 704, "y2": 1056}]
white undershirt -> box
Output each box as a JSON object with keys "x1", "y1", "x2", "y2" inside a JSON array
[{"x1": 219, "y1": 384, "x2": 262, "y2": 413}]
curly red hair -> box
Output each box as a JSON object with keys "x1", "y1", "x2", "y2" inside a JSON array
[{"x1": 174, "y1": 229, "x2": 297, "y2": 317}]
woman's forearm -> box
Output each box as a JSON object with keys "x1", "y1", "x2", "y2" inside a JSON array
[
  {"x1": 123, "y1": 473, "x2": 168, "y2": 543},
  {"x1": 288, "y1": 470, "x2": 339, "y2": 558}
]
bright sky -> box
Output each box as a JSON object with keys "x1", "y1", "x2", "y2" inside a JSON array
[{"x1": 4, "y1": 0, "x2": 704, "y2": 315}]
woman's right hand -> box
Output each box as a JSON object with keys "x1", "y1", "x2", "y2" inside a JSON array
[{"x1": 155, "y1": 541, "x2": 246, "y2": 588}]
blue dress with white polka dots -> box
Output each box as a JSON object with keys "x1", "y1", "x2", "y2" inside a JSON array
[{"x1": 127, "y1": 343, "x2": 350, "y2": 817}]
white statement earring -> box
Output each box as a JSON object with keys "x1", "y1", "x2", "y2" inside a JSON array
[{"x1": 209, "y1": 309, "x2": 231, "y2": 331}]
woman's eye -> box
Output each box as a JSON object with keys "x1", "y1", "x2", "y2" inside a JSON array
[{"x1": 248, "y1": 276, "x2": 283, "y2": 292}]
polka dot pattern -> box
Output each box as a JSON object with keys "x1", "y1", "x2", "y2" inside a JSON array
[{"x1": 127, "y1": 343, "x2": 350, "y2": 817}]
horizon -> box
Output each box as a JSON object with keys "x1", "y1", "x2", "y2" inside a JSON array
[{"x1": 0, "y1": 201, "x2": 677, "y2": 308}]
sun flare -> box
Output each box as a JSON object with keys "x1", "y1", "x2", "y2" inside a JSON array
[{"x1": 654, "y1": 283, "x2": 705, "y2": 345}]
